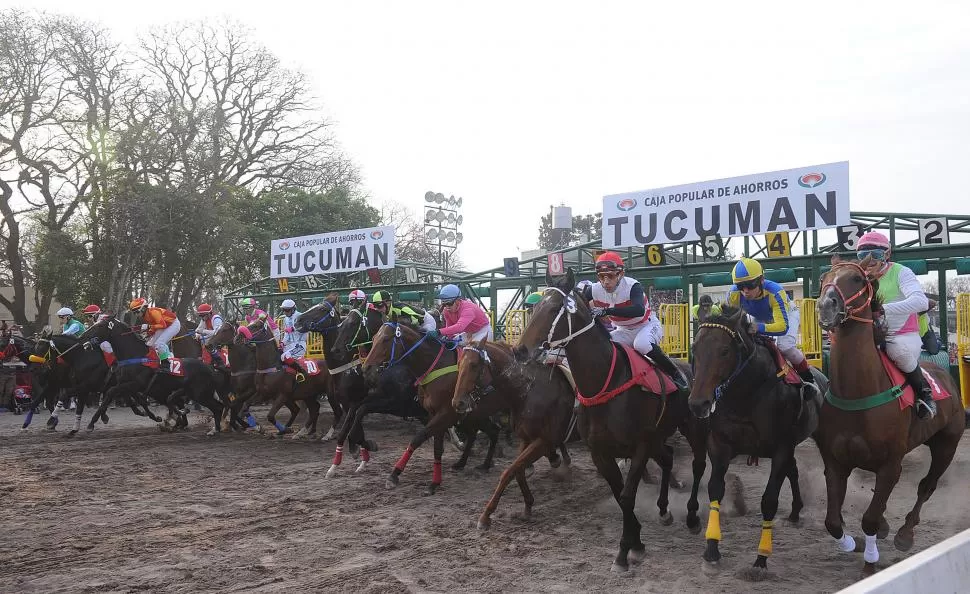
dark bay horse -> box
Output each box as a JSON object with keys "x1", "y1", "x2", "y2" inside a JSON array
[
  {"x1": 816, "y1": 257, "x2": 965, "y2": 576},
  {"x1": 514, "y1": 269, "x2": 708, "y2": 573},
  {"x1": 689, "y1": 306, "x2": 825, "y2": 579},
  {"x1": 30, "y1": 333, "x2": 113, "y2": 435},
  {"x1": 452, "y1": 340, "x2": 575, "y2": 529},
  {"x1": 234, "y1": 318, "x2": 332, "y2": 437},
  {"x1": 0, "y1": 328, "x2": 58, "y2": 430},
  {"x1": 362, "y1": 322, "x2": 502, "y2": 495},
  {"x1": 79, "y1": 318, "x2": 224, "y2": 434}
]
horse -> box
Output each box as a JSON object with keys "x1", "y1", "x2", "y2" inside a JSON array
[
  {"x1": 0, "y1": 327, "x2": 57, "y2": 430},
  {"x1": 169, "y1": 326, "x2": 246, "y2": 430},
  {"x1": 234, "y1": 318, "x2": 332, "y2": 437},
  {"x1": 688, "y1": 306, "x2": 825, "y2": 579},
  {"x1": 79, "y1": 318, "x2": 225, "y2": 434},
  {"x1": 513, "y1": 268, "x2": 708, "y2": 573},
  {"x1": 29, "y1": 332, "x2": 115, "y2": 435},
  {"x1": 451, "y1": 340, "x2": 576, "y2": 529},
  {"x1": 361, "y1": 321, "x2": 502, "y2": 495},
  {"x1": 816, "y1": 256, "x2": 965, "y2": 576}
]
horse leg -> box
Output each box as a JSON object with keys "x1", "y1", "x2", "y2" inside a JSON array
[
  {"x1": 588, "y1": 449, "x2": 637, "y2": 573},
  {"x1": 349, "y1": 402, "x2": 376, "y2": 474},
  {"x1": 894, "y1": 431, "x2": 962, "y2": 552},
  {"x1": 327, "y1": 402, "x2": 361, "y2": 478},
  {"x1": 427, "y1": 429, "x2": 446, "y2": 495},
  {"x1": 267, "y1": 395, "x2": 289, "y2": 435},
  {"x1": 475, "y1": 419, "x2": 501, "y2": 471},
  {"x1": 786, "y1": 457, "x2": 804, "y2": 524},
  {"x1": 653, "y1": 442, "x2": 675, "y2": 525},
  {"x1": 740, "y1": 445, "x2": 795, "y2": 580},
  {"x1": 616, "y1": 440, "x2": 651, "y2": 568},
  {"x1": 300, "y1": 395, "x2": 321, "y2": 439},
  {"x1": 386, "y1": 411, "x2": 453, "y2": 490},
  {"x1": 685, "y1": 428, "x2": 707, "y2": 535},
  {"x1": 321, "y1": 390, "x2": 343, "y2": 441},
  {"x1": 452, "y1": 424, "x2": 478, "y2": 471},
  {"x1": 68, "y1": 395, "x2": 86, "y2": 436},
  {"x1": 858, "y1": 461, "x2": 902, "y2": 576},
  {"x1": 478, "y1": 439, "x2": 546, "y2": 530},
  {"x1": 284, "y1": 401, "x2": 301, "y2": 430},
  {"x1": 703, "y1": 443, "x2": 732, "y2": 567},
  {"x1": 559, "y1": 443, "x2": 572, "y2": 467}
]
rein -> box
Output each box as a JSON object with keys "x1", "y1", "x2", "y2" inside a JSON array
[
  {"x1": 541, "y1": 287, "x2": 598, "y2": 350},
  {"x1": 380, "y1": 322, "x2": 459, "y2": 385},
  {"x1": 820, "y1": 261, "x2": 876, "y2": 326}
]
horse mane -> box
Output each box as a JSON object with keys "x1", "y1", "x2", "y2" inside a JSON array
[{"x1": 869, "y1": 278, "x2": 887, "y2": 347}]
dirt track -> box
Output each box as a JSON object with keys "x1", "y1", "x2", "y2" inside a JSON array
[{"x1": 0, "y1": 406, "x2": 967, "y2": 593}]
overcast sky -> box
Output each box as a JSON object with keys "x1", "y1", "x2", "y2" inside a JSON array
[{"x1": 15, "y1": 0, "x2": 970, "y2": 271}]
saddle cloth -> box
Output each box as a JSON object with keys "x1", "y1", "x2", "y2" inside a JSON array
[
  {"x1": 293, "y1": 358, "x2": 324, "y2": 376},
  {"x1": 617, "y1": 343, "x2": 678, "y2": 396},
  {"x1": 877, "y1": 350, "x2": 950, "y2": 410},
  {"x1": 760, "y1": 338, "x2": 802, "y2": 386}
]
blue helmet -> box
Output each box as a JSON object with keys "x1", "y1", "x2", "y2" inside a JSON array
[{"x1": 437, "y1": 284, "x2": 461, "y2": 300}]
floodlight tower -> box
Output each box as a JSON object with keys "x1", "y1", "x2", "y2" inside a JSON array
[{"x1": 423, "y1": 191, "x2": 464, "y2": 273}]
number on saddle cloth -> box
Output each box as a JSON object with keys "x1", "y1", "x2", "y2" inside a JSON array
[
  {"x1": 167, "y1": 358, "x2": 185, "y2": 376},
  {"x1": 296, "y1": 358, "x2": 321, "y2": 376}
]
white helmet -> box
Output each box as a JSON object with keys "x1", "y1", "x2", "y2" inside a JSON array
[
  {"x1": 281, "y1": 299, "x2": 296, "y2": 310},
  {"x1": 56, "y1": 307, "x2": 73, "y2": 317},
  {"x1": 349, "y1": 289, "x2": 366, "y2": 301}
]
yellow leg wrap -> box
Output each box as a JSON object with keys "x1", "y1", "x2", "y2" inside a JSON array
[
  {"x1": 758, "y1": 520, "x2": 773, "y2": 556},
  {"x1": 705, "y1": 501, "x2": 722, "y2": 541}
]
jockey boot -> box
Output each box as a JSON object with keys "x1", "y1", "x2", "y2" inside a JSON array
[
  {"x1": 286, "y1": 360, "x2": 306, "y2": 383},
  {"x1": 904, "y1": 367, "x2": 937, "y2": 420},
  {"x1": 794, "y1": 361, "x2": 819, "y2": 400},
  {"x1": 647, "y1": 344, "x2": 689, "y2": 391}
]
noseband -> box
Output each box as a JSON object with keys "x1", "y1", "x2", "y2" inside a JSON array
[{"x1": 820, "y1": 261, "x2": 876, "y2": 326}]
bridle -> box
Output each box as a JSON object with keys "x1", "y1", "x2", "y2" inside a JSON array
[
  {"x1": 695, "y1": 322, "x2": 758, "y2": 413},
  {"x1": 537, "y1": 286, "x2": 598, "y2": 352},
  {"x1": 820, "y1": 261, "x2": 876, "y2": 326},
  {"x1": 303, "y1": 301, "x2": 342, "y2": 334},
  {"x1": 457, "y1": 345, "x2": 497, "y2": 411},
  {"x1": 340, "y1": 307, "x2": 373, "y2": 350}
]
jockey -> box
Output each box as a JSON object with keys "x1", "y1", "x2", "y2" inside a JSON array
[
  {"x1": 856, "y1": 231, "x2": 936, "y2": 419},
  {"x1": 370, "y1": 290, "x2": 437, "y2": 332},
  {"x1": 726, "y1": 257, "x2": 817, "y2": 396},
  {"x1": 129, "y1": 298, "x2": 180, "y2": 367},
  {"x1": 57, "y1": 307, "x2": 85, "y2": 337},
  {"x1": 348, "y1": 289, "x2": 367, "y2": 312},
  {"x1": 278, "y1": 298, "x2": 308, "y2": 381},
  {"x1": 429, "y1": 284, "x2": 493, "y2": 344},
  {"x1": 81, "y1": 304, "x2": 114, "y2": 361},
  {"x1": 582, "y1": 252, "x2": 688, "y2": 390},
  {"x1": 691, "y1": 294, "x2": 722, "y2": 322},
  {"x1": 523, "y1": 291, "x2": 543, "y2": 313},
  {"x1": 240, "y1": 297, "x2": 279, "y2": 343},
  {"x1": 194, "y1": 303, "x2": 224, "y2": 365}
]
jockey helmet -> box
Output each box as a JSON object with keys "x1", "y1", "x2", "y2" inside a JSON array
[
  {"x1": 240, "y1": 297, "x2": 257, "y2": 310},
  {"x1": 524, "y1": 291, "x2": 543, "y2": 306},
  {"x1": 594, "y1": 251, "x2": 624, "y2": 272},
  {"x1": 56, "y1": 307, "x2": 73, "y2": 317},
  {"x1": 82, "y1": 304, "x2": 102, "y2": 316},
  {"x1": 699, "y1": 294, "x2": 714, "y2": 306},
  {"x1": 128, "y1": 298, "x2": 147, "y2": 312},
  {"x1": 371, "y1": 290, "x2": 391, "y2": 304},
  {"x1": 857, "y1": 231, "x2": 891, "y2": 252},
  {"x1": 280, "y1": 299, "x2": 296, "y2": 311},
  {"x1": 349, "y1": 289, "x2": 366, "y2": 301},
  {"x1": 196, "y1": 303, "x2": 213, "y2": 316},
  {"x1": 732, "y1": 258, "x2": 764, "y2": 284},
  {"x1": 437, "y1": 284, "x2": 461, "y2": 302}
]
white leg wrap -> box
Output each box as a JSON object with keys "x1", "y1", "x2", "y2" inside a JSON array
[
  {"x1": 864, "y1": 533, "x2": 879, "y2": 564},
  {"x1": 838, "y1": 532, "x2": 856, "y2": 552}
]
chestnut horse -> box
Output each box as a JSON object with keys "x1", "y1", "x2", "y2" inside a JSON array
[
  {"x1": 514, "y1": 269, "x2": 707, "y2": 573},
  {"x1": 451, "y1": 340, "x2": 575, "y2": 529},
  {"x1": 362, "y1": 322, "x2": 502, "y2": 495},
  {"x1": 689, "y1": 306, "x2": 824, "y2": 579},
  {"x1": 816, "y1": 257, "x2": 965, "y2": 576}
]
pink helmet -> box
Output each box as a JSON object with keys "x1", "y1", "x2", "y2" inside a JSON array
[{"x1": 857, "y1": 231, "x2": 890, "y2": 250}]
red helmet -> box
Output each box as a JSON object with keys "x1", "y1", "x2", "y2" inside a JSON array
[
  {"x1": 595, "y1": 251, "x2": 624, "y2": 272},
  {"x1": 196, "y1": 303, "x2": 213, "y2": 315},
  {"x1": 82, "y1": 304, "x2": 102, "y2": 315}
]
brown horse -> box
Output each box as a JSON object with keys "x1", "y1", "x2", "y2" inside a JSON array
[
  {"x1": 234, "y1": 319, "x2": 332, "y2": 437},
  {"x1": 514, "y1": 269, "x2": 708, "y2": 573},
  {"x1": 816, "y1": 257, "x2": 966, "y2": 576},
  {"x1": 451, "y1": 340, "x2": 575, "y2": 529},
  {"x1": 361, "y1": 321, "x2": 502, "y2": 495}
]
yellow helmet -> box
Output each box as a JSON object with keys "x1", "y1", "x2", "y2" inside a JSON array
[{"x1": 731, "y1": 258, "x2": 763, "y2": 284}]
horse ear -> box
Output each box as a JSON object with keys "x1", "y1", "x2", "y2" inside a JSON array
[
  {"x1": 831, "y1": 254, "x2": 842, "y2": 265},
  {"x1": 565, "y1": 267, "x2": 575, "y2": 289},
  {"x1": 42, "y1": 325, "x2": 52, "y2": 338},
  {"x1": 727, "y1": 307, "x2": 745, "y2": 329},
  {"x1": 545, "y1": 269, "x2": 553, "y2": 286}
]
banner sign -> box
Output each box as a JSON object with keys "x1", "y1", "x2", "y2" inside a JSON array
[
  {"x1": 270, "y1": 226, "x2": 395, "y2": 278},
  {"x1": 602, "y1": 162, "x2": 849, "y2": 249}
]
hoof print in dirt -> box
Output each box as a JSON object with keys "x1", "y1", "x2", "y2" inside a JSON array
[{"x1": 738, "y1": 566, "x2": 772, "y2": 582}]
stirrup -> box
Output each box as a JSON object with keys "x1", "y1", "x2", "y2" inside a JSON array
[
  {"x1": 295, "y1": 372, "x2": 306, "y2": 383},
  {"x1": 916, "y1": 397, "x2": 937, "y2": 420}
]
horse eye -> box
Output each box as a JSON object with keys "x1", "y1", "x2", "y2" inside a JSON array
[
  {"x1": 852, "y1": 275, "x2": 863, "y2": 283},
  {"x1": 719, "y1": 347, "x2": 730, "y2": 357}
]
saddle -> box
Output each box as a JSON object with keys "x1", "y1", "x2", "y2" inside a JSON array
[
  {"x1": 757, "y1": 337, "x2": 802, "y2": 386},
  {"x1": 877, "y1": 350, "x2": 950, "y2": 411},
  {"x1": 617, "y1": 343, "x2": 678, "y2": 396}
]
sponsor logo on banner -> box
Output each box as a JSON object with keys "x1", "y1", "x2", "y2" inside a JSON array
[
  {"x1": 270, "y1": 225, "x2": 396, "y2": 278},
  {"x1": 601, "y1": 162, "x2": 850, "y2": 249},
  {"x1": 797, "y1": 172, "x2": 827, "y2": 188}
]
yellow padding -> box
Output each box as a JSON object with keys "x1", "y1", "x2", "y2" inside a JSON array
[
  {"x1": 705, "y1": 501, "x2": 721, "y2": 541},
  {"x1": 758, "y1": 520, "x2": 773, "y2": 556},
  {"x1": 29, "y1": 354, "x2": 47, "y2": 364}
]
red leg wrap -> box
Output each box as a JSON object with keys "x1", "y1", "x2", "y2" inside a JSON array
[
  {"x1": 361, "y1": 448, "x2": 370, "y2": 462},
  {"x1": 394, "y1": 446, "x2": 415, "y2": 472},
  {"x1": 332, "y1": 445, "x2": 343, "y2": 466},
  {"x1": 432, "y1": 460, "x2": 442, "y2": 485}
]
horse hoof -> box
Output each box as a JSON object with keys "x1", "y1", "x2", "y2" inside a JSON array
[
  {"x1": 68, "y1": 430, "x2": 77, "y2": 437},
  {"x1": 861, "y1": 562, "x2": 877, "y2": 578},
  {"x1": 321, "y1": 428, "x2": 335, "y2": 441},
  {"x1": 878, "y1": 518, "x2": 891, "y2": 540},
  {"x1": 894, "y1": 531, "x2": 914, "y2": 552},
  {"x1": 658, "y1": 511, "x2": 674, "y2": 526},
  {"x1": 785, "y1": 514, "x2": 801, "y2": 527},
  {"x1": 686, "y1": 517, "x2": 702, "y2": 535},
  {"x1": 548, "y1": 456, "x2": 562, "y2": 469},
  {"x1": 424, "y1": 483, "x2": 439, "y2": 496},
  {"x1": 511, "y1": 508, "x2": 532, "y2": 522},
  {"x1": 853, "y1": 536, "x2": 867, "y2": 553},
  {"x1": 452, "y1": 463, "x2": 466, "y2": 472},
  {"x1": 610, "y1": 561, "x2": 629, "y2": 574},
  {"x1": 739, "y1": 566, "x2": 770, "y2": 582},
  {"x1": 326, "y1": 465, "x2": 339, "y2": 479},
  {"x1": 355, "y1": 461, "x2": 368, "y2": 474},
  {"x1": 701, "y1": 560, "x2": 721, "y2": 575},
  {"x1": 474, "y1": 463, "x2": 491, "y2": 472},
  {"x1": 364, "y1": 439, "x2": 379, "y2": 452},
  {"x1": 627, "y1": 548, "x2": 647, "y2": 565},
  {"x1": 477, "y1": 517, "x2": 491, "y2": 531},
  {"x1": 101, "y1": 414, "x2": 109, "y2": 424},
  {"x1": 86, "y1": 425, "x2": 95, "y2": 433},
  {"x1": 385, "y1": 475, "x2": 399, "y2": 490},
  {"x1": 206, "y1": 429, "x2": 217, "y2": 437},
  {"x1": 671, "y1": 478, "x2": 686, "y2": 490},
  {"x1": 524, "y1": 464, "x2": 535, "y2": 478}
]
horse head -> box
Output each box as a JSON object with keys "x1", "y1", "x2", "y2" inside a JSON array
[
  {"x1": 209, "y1": 320, "x2": 238, "y2": 348},
  {"x1": 688, "y1": 306, "x2": 754, "y2": 418},
  {"x1": 294, "y1": 301, "x2": 340, "y2": 334},
  {"x1": 817, "y1": 254, "x2": 883, "y2": 330},
  {"x1": 452, "y1": 340, "x2": 502, "y2": 415},
  {"x1": 332, "y1": 306, "x2": 371, "y2": 355},
  {"x1": 514, "y1": 267, "x2": 591, "y2": 362},
  {"x1": 234, "y1": 318, "x2": 268, "y2": 345}
]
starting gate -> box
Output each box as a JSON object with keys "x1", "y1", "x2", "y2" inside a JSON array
[
  {"x1": 659, "y1": 303, "x2": 690, "y2": 361},
  {"x1": 796, "y1": 298, "x2": 823, "y2": 369},
  {"x1": 502, "y1": 309, "x2": 529, "y2": 344},
  {"x1": 957, "y1": 293, "x2": 970, "y2": 408},
  {"x1": 278, "y1": 317, "x2": 326, "y2": 360}
]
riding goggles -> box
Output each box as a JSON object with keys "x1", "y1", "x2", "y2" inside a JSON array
[
  {"x1": 441, "y1": 299, "x2": 458, "y2": 307},
  {"x1": 857, "y1": 248, "x2": 887, "y2": 261},
  {"x1": 736, "y1": 279, "x2": 761, "y2": 291},
  {"x1": 596, "y1": 271, "x2": 620, "y2": 281}
]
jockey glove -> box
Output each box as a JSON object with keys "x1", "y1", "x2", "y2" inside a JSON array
[
  {"x1": 427, "y1": 329, "x2": 440, "y2": 340},
  {"x1": 590, "y1": 307, "x2": 606, "y2": 318}
]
